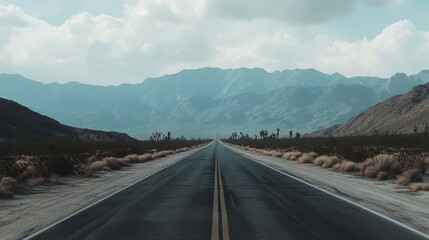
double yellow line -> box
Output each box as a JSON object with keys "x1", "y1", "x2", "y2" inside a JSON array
[{"x1": 211, "y1": 146, "x2": 230, "y2": 240}]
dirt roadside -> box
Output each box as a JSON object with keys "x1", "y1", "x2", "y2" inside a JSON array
[
  {"x1": 0, "y1": 145, "x2": 209, "y2": 240},
  {"x1": 224, "y1": 144, "x2": 429, "y2": 235}
]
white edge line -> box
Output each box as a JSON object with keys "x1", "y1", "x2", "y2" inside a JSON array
[
  {"x1": 222, "y1": 142, "x2": 429, "y2": 240},
  {"x1": 24, "y1": 143, "x2": 213, "y2": 240}
]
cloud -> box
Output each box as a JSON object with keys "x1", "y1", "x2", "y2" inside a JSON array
[
  {"x1": 208, "y1": 0, "x2": 400, "y2": 24},
  {"x1": 0, "y1": 1, "x2": 427, "y2": 85},
  {"x1": 313, "y1": 20, "x2": 429, "y2": 77}
]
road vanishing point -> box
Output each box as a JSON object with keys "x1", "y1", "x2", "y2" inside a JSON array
[{"x1": 26, "y1": 141, "x2": 428, "y2": 240}]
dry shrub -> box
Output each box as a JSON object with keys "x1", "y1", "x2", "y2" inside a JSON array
[
  {"x1": 88, "y1": 157, "x2": 124, "y2": 171},
  {"x1": 152, "y1": 152, "x2": 167, "y2": 159},
  {"x1": 269, "y1": 151, "x2": 284, "y2": 158},
  {"x1": 164, "y1": 150, "x2": 175, "y2": 155},
  {"x1": 174, "y1": 147, "x2": 189, "y2": 153},
  {"x1": 120, "y1": 154, "x2": 140, "y2": 164},
  {"x1": 282, "y1": 151, "x2": 302, "y2": 161},
  {"x1": 86, "y1": 155, "x2": 98, "y2": 163},
  {"x1": 360, "y1": 154, "x2": 401, "y2": 179},
  {"x1": 138, "y1": 153, "x2": 153, "y2": 162},
  {"x1": 396, "y1": 169, "x2": 423, "y2": 186},
  {"x1": 322, "y1": 157, "x2": 340, "y2": 168},
  {"x1": 152, "y1": 150, "x2": 175, "y2": 159},
  {"x1": 333, "y1": 160, "x2": 360, "y2": 172},
  {"x1": 260, "y1": 150, "x2": 270, "y2": 156},
  {"x1": 104, "y1": 157, "x2": 124, "y2": 170},
  {"x1": 314, "y1": 156, "x2": 340, "y2": 168},
  {"x1": 88, "y1": 161, "x2": 110, "y2": 171},
  {"x1": 363, "y1": 166, "x2": 378, "y2": 178},
  {"x1": 0, "y1": 177, "x2": 18, "y2": 197},
  {"x1": 298, "y1": 152, "x2": 318, "y2": 164},
  {"x1": 377, "y1": 171, "x2": 389, "y2": 181},
  {"x1": 26, "y1": 177, "x2": 44, "y2": 188},
  {"x1": 412, "y1": 183, "x2": 429, "y2": 192},
  {"x1": 13, "y1": 158, "x2": 38, "y2": 181}
]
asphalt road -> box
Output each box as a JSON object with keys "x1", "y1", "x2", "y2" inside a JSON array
[{"x1": 28, "y1": 141, "x2": 427, "y2": 240}]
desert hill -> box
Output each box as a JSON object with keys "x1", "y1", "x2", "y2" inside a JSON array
[{"x1": 0, "y1": 98, "x2": 135, "y2": 141}]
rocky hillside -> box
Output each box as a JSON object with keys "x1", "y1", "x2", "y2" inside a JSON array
[
  {"x1": 315, "y1": 83, "x2": 429, "y2": 136},
  {"x1": 0, "y1": 98, "x2": 135, "y2": 141}
]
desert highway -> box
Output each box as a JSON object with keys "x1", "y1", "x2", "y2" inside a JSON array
[{"x1": 27, "y1": 141, "x2": 428, "y2": 240}]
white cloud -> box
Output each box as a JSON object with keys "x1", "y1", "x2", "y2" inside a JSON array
[
  {"x1": 313, "y1": 20, "x2": 429, "y2": 77},
  {"x1": 208, "y1": 0, "x2": 401, "y2": 24},
  {"x1": 0, "y1": 1, "x2": 427, "y2": 85}
]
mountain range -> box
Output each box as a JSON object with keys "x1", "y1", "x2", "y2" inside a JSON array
[
  {"x1": 315, "y1": 82, "x2": 429, "y2": 136},
  {"x1": 1, "y1": 68, "x2": 428, "y2": 139},
  {"x1": 0, "y1": 98, "x2": 134, "y2": 142}
]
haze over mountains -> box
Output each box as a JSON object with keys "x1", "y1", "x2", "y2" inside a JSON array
[
  {"x1": 1, "y1": 68, "x2": 428, "y2": 139},
  {"x1": 316, "y1": 82, "x2": 429, "y2": 136},
  {"x1": 0, "y1": 98, "x2": 134, "y2": 141}
]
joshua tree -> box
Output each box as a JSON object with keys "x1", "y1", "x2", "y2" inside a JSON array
[
  {"x1": 260, "y1": 130, "x2": 268, "y2": 139},
  {"x1": 295, "y1": 132, "x2": 301, "y2": 141},
  {"x1": 289, "y1": 130, "x2": 293, "y2": 139},
  {"x1": 167, "y1": 131, "x2": 171, "y2": 140},
  {"x1": 276, "y1": 128, "x2": 280, "y2": 139}
]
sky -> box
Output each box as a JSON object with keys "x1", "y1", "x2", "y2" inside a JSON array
[{"x1": 0, "y1": 0, "x2": 428, "y2": 85}]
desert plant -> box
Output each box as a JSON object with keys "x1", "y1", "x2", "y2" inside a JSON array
[
  {"x1": 412, "y1": 183, "x2": 429, "y2": 192},
  {"x1": 396, "y1": 169, "x2": 423, "y2": 185},
  {"x1": 314, "y1": 156, "x2": 340, "y2": 168},
  {"x1": 333, "y1": 160, "x2": 360, "y2": 172},
  {"x1": 0, "y1": 177, "x2": 18, "y2": 197},
  {"x1": 297, "y1": 152, "x2": 318, "y2": 164},
  {"x1": 282, "y1": 151, "x2": 302, "y2": 161}
]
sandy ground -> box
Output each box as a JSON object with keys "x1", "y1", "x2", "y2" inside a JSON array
[
  {"x1": 0, "y1": 145, "x2": 209, "y2": 240},
  {"x1": 225, "y1": 144, "x2": 429, "y2": 235}
]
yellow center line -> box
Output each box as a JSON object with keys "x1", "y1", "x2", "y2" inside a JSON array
[
  {"x1": 211, "y1": 145, "x2": 230, "y2": 240},
  {"x1": 211, "y1": 148, "x2": 219, "y2": 240},
  {"x1": 218, "y1": 152, "x2": 230, "y2": 240}
]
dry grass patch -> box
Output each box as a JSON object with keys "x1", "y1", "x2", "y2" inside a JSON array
[
  {"x1": 0, "y1": 177, "x2": 18, "y2": 197},
  {"x1": 26, "y1": 177, "x2": 44, "y2": 188},
  {"x1": 333, "y1": 160, "x2": 360, "y2": 172},
  {"x1": 360, "y1": 154, "x2": 401, "y2": 180},
  {"x1": 412, "y1": 183, "x2": 429, "y2": 192},
  {"x1": 377, "y1": 171, "x2": 389, "y2": 181},
  {"x1": 314, "y1": 156, "x2": 340, "y2": 168},
  {"x1": 282, "y1": 151, "x2": 302, "y2": 161},
  {"x1": 138, "y1": 153, "x2": 153, "y2": 162},
  {"x1": 120, "y1": 154, "x2": 140, "y2": 164},
  {"x1": 152, "y1": 150, "x2": 174, "y2": 159},
  {"x1": 152, "y1": 151, "x2": 167, "y2": 159},
  {"x1": 88, "y1": 157, "x2": 125, "y2": 171},
  {"x1": 174, "y1": 147, "x2": 189, "y2": 153},
  {"x1": 269, "y1": 151, "x2": 284, "y2": 158},
  {"x1": 297, "y1": 152, "x2": 318, "y2": 164},
  {"x1": 396, "y1": 169, "x2": 423, "y2": 186}
]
